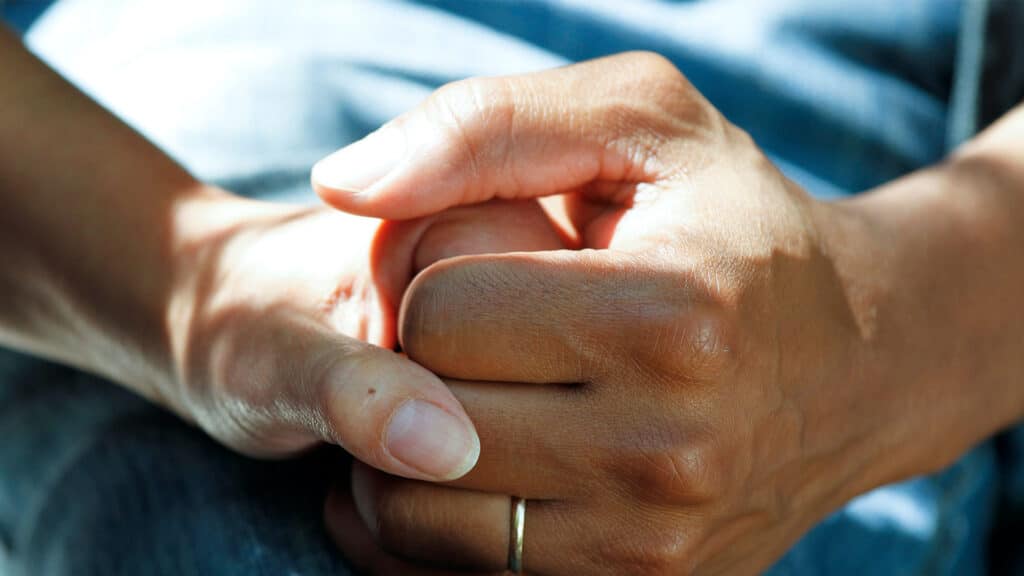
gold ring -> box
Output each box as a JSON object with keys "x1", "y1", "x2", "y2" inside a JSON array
[{"x1": 508, "y1": 496, "x2": 526, "y2": 573}]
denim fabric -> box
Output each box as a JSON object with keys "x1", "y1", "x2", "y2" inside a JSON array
[
  {"x1": 0, "y1": 0, "x2": 53, "y2": 34},
  {"x1": 0, "y1": 350, "x2": 351, "y2": 576},
  {"x1": 0, "y1": 1, "x2": 1017, "y2": 574}
]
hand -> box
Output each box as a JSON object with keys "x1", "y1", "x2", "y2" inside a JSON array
[
  {"x1": 164, "y1": 191, "x2": 563, "y2": 482},
  {"x1": 0, "y1": 24, "x2": 566, "y2": 485},
  {"x1": 313, "y1": 53, "x2": 1024, "y2": 574}
]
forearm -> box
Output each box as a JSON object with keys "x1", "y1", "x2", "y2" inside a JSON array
[
  {"x1": 819, "y1": 104, "x2": 1024, "y2": 486},
  {"x1": 0, "y1": 26, "x2": 218, "y2": 406}
]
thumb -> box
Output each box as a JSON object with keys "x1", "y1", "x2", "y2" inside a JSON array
[
  {"x1": 310, "y1": 338, "x2": 482, "y2": 482},
  {"x1": 205, "y1": 308, "x2": 480, "y2": 482},
  {"x1": 312, "y1": 52, "x2": 713, "y2": 220}
]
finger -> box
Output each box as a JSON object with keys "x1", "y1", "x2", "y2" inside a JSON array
[
  {"x1": 438, "y1": 378, "x2": 590, "y2": 499},
  {"x1": 324, "y1": 483, "x2": 479, "y2": 576},
  {"x1": 399, "y1": 249, "x2": 727, "y2": 384},
  {"x1": 338, "y1": 461, "x2": 593, "y2": 575},
  {"x1": 312, "y1": 52, "x2": 717, "y2": 219},
  {"x1": 411, "y1": 200, "x2": 568, "y2": 272},
  {"x1": 207, "y1": 312, "x2": 480, "y2": 482},
  {"x1": 399, "y1": 250, "x2": 605, "y2": 384},
  {"x1": 369, "y1": 199, "x2": 566, "y2": 316},
  {"x1": 326, "y1": 203, "x2": 557, "y2": 483}
]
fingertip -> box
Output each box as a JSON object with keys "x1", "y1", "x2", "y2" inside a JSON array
[
  {"x1": 311, "y1": 165, "x2": 440, "y2": 221},
  {"x1": 311, "y1": 121, "x2": 405, "y2": 196},
  {"x1": 330, "y1": 347, "x2": 480, "y2": 482},
  {"x1": 310, "y1": 163, "x2": 354, "y2": 210},
  {"x1": 312, "y1": 123, "x2": 449, "y2": 220},
  {"x1": 310, "y1": 158, "x2": 383, "y2": 216}
]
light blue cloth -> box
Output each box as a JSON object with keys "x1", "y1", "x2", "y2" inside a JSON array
[{"x1": 0, "y1": 1, "x2": 1016, "y2": 574}]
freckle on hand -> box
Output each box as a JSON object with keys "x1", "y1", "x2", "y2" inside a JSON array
[{"x1": 367, "y1": 388, "x2": 376, "y2": 395}]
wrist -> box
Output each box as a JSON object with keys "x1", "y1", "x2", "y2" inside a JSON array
[
  {"x1": 85, "y1": 183, "x2": 229, "y2": 419},
  {"x1": 811, "y1": 154, "x2": 1024, "y2": 494}
]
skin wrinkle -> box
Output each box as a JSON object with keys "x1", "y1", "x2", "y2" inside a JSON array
[
  {"x1": 500, "y1": 82, "x2": 526, "y2": 201},
  {"x1": 471, "y1": 79, "x2": 524, "y2": 203},
  {"x1": 297, "y1": 54, "x2": 1024, "y2": 574},
  {"x1": 433, "y1": 82, "x2": 489, "y2": 206},
  {"x1": 337, "y1": 52, "x2": 864, "y2": 569},
  {"x1": 161, "y1": 186, "x2": 563, "y2": 477}
]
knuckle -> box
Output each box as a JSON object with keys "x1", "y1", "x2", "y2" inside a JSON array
[
  {"x1": 603, "y1": 526, "x2": 693, "y2": 575},
  {"x1": 623, "y1": 51, "x2": 686, "y2": 85},
  {"x1": 434, "y1": 75, "x2": 514, "y2": 115},
  {"x1": 618, "y1": 51, "x2": 695, "y2": 107},
  {"x1": 427, "y1": 76, "x2": 516, "y2": 178},
  {"x1": 640, "y1": 309, "x2": 737, "y2": 384},
  {"x1": 596, "y1": 52, "x2": 724, "y2": 167},
  {"x1": 619, "y1": 439, "x2": 727, "y2": 505},
  {"x1": 431, "y1": 77, "x2": 501, "y2": 128}
]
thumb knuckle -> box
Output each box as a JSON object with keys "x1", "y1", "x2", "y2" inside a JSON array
[{"x1": 426, "y1": 77, "x2": 517, "y2": 192}]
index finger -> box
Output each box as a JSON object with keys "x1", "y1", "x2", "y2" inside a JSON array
[
  {"x1": 399, "y1": 249, "x2": 690, "y2": 384},
  {"x1": 312, "y1": 52, "x2": 713, "y2": 220}
]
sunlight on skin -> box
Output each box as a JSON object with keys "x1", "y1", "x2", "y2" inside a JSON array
[
  {"x1": 313, "y1": 53, "x2": 1024, "y2": 575},
  {"x1": 0, "y1": 27, "x2": 566, "y2": 486}
]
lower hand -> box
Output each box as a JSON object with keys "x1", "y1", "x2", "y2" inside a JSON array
[{"x1": 163, "y1": 191, "x2": 562, "y2": 482}]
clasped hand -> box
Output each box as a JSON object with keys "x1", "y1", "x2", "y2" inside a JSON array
[
  {"x1": 306, "y1": 52, "x2": 922, "y2": 575},
  {"x1": 166, "y1": 52, "x2": 1005, "y2": 575}
]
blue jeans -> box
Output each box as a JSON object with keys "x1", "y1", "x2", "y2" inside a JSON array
[{"x1": 1, "y1": 1, "x2": 1020, "y2": 574}]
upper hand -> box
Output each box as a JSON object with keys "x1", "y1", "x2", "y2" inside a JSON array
[{"x1": 313, "y1": 52, "x2": 962, "y2": 574}]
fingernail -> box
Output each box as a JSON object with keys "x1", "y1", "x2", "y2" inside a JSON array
[
  {"x1": 385, "y1": 399, "x2": 480, "y2": 480},
  {"x1": 312, "y1": 123, "x2": 406, "y2": 193}
]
